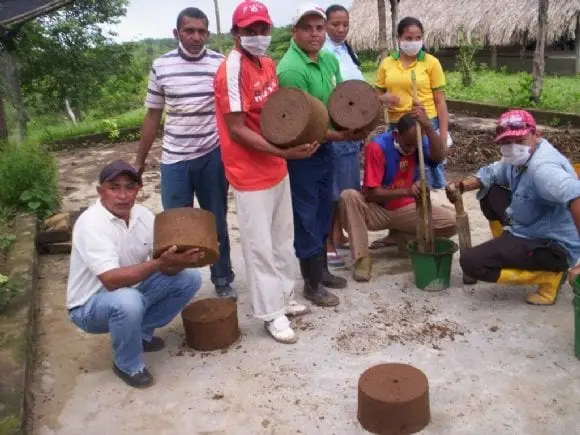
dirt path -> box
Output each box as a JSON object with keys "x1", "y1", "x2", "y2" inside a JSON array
[{"x1": 29, "y1": 139, "x2": 579, "y2": 435}]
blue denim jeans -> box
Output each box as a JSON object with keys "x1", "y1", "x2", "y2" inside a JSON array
[
  {"x1": 287, "y1": 145, "x2": 333, "y2": 259},
  {"x1": 160, "y1": 147, "x2": 234, "y2": 288},
  {"x1": 69, "y1": 269, "x2": 201, "y2": 375}
]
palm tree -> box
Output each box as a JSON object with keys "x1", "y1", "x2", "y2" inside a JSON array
[{"x1": 389, "y1": 0, "x2": 400, "y2": 52}]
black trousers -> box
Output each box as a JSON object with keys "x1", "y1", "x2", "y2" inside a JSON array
[{"x1": 460, "y1": 186, "x2": 569, "y2": 282}]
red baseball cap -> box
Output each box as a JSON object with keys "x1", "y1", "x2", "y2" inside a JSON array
[
  {"x1": 232, "y1": 1, "x2": 273, "y2": 28},
  {"x1": 494, "y1": 109, "x2": 537, "y2": 142}
]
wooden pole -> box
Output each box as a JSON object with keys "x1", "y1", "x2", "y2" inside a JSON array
[{"x1": 411, "y1": 70, "x2": 434, "y2": 253}]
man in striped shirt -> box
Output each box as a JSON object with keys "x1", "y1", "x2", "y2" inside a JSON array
[{"x1": 135, "y1": 7, "x2": 235, "y2": 299}]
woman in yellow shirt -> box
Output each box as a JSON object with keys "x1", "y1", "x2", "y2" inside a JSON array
[
  {"x1": 376, "y1": 16, "x2": 449, "y2": 185},
  {"x1": 371, "y1": 16, "x2": 450, "y2": 249}
]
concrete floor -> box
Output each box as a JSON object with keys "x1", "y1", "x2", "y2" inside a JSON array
[{"x1": 29, "y1": 143, "x2": 580, "y2": 435}]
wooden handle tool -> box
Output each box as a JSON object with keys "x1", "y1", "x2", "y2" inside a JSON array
[
  {"x1": 411, "y1": 70, "x2": 434, "y2": 253},
  {"x1": 447, "y1": 185, "x2": 477, "y2": 284}
]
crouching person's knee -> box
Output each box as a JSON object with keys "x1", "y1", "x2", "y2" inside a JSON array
[
  {"x1": 111, "y1": 288, "x2": 145, "y2": 321},
  {"x1": 434, "y1": 206, "x2": 458, "y2": 238},
  {"x1": 171, "y1": 268, "x2": 202, "y2": 300},
  {"x1": 340, "y1": 188, "x2": 360, "y2": 204}
]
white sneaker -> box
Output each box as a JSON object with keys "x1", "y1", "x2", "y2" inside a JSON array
[
  {"x1": 285, "y1": 300, "x2": 311, "y2": 317},
  {"x1": 264, "y1": 315, "x2": 297, "y2": 344}
]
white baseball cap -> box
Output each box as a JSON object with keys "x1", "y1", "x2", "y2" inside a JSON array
[{"x1": 292, "y1": 3, "x2": 326, "y2": 26}]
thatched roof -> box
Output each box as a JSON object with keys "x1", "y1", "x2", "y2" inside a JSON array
[
  {"x1": 0, "y1": 0, "x2": 74, "y2": 31},
  {"x1": 349, "y1": 0, "x2": 580, "y2": 51}
]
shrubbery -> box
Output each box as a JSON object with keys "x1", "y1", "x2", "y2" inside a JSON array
[{"x1": 0, "y1": 141, "x2": 60, "y2": 218}]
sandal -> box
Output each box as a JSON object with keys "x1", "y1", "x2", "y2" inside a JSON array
[{"x1": 369, "y1": 235, "x2": 397, "y2": 250}]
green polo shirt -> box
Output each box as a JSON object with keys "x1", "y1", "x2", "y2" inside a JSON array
[{"x1": 277, "y1": 39, "x2": 343, "y2": 108}]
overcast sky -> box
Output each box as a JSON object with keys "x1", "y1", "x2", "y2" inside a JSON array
[{"x1": 112, "y1": 0, "x2": 353, "y2": 41}]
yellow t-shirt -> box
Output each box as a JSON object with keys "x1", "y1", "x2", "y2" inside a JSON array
[{"x1": 375, "y1": 51, "x2": 446, "y2": 122}]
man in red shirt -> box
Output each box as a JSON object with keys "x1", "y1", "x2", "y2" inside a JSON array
[
  {"x1": 339, "y1": 106, "x2": 457, "y2": 282},
  {"x1": 214, "y1": 0, "x2": 319, "y2": 344}
]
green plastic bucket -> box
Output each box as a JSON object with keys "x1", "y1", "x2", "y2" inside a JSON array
[
  {"x1": 572, "y1": 276, "x2": 580, "y2": 359},
  {"x1": 406, "y1": 238, "x2": 458, "y2": 292}
]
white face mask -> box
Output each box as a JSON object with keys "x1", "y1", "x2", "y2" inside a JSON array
[
  {"x1": 394, "y1": 139, "x2": 412, "y2": 156},
  {"x1": 179, "y1": 40, "x2": 205, "y2": 58},
  {"x1": 399, "y1": 40, "x2": 423, "y2": 56},
  {"x1": 500, "y1": 144, "x2": 531, "y2": 166},
  {"x1": 240, "y1": 35, "x2": 272, "y2": 57}
]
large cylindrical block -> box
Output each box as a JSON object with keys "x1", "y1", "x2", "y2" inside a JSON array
[{"x1": 153, "y1": 208, "x2": 219, "y2": 268}]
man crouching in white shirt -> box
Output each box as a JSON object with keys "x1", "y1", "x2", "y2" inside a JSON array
[{"x1": 67, "y1": 160, "x2": 203, "y2": 388}]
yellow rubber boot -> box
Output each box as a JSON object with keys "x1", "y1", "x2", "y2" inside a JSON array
[
  {"x1": 489, "y1": 220, "x2": 503, "y2": 239},
  {"x1": 498, "y1": 269, "x2": 565, "y2": 306}
]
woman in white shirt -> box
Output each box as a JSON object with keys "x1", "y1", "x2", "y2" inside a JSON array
[{"x1": 323, "y1": 4, "x2": 365, "y2": 267}]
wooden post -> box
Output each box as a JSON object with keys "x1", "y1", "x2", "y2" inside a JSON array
[
  {"x1": 447, "y1": 186, "x2": 476, "y2": 285},
  {"x1": 575, "y1": 13, "x2": 580, "y2": 75},
  {"x1": 411, "y1": 71, "x2": 434, "y2": 254},
  {"x1": 491, "y1": 45, "x2": 498, "y2": 70}
]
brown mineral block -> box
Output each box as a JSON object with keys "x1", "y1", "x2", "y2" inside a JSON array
[
  {"x1": 260, "y1": 87, "x2": 329, "y2": 148},
  {"x1": 357, "y1": 363, "x2": 430, "y2": 435},
  {"x1": 181, "y1": 298, "x2": 240, "y2": 351},
  {"x1": 328, "y1": 80, "x2": 382, "y2": 132},
  {"x1": 153, "y1": 208, "x2": 219, "y2": 268}
]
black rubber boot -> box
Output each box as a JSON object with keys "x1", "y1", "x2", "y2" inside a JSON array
[
  {"x1": 321, "y1": 248, "x2": 347, "y2": 289},
  {"x1": 300, "y1": 256, "x2": 340, "y2": 307}
]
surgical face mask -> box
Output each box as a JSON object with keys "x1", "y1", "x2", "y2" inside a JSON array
[
  {"x1": 399, "y1": 40, "x2": 423, "y2": 56},
  {"x1": 240, "y1": 35, "x2": 272, "y2": 57},
  {"x1": 179, "y1": 40, "x2": 205, "y2": 58},
  {"x1": 500, "y1": 144, "x2": 531, "y2": 166},
  {"x1": 394, "y1": 139, "x2": 412, "y2": 156}
]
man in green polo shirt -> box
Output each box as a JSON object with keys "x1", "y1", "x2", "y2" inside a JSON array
[{"x1": 277, "y1": 3, "x2": 365, "y2": 308}]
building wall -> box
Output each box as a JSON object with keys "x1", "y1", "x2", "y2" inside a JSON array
[{"x1": 435, "y1": 47, "x2": 578, "y2": 76}]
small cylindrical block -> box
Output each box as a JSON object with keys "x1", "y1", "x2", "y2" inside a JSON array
[
  {"x1": 181, "y1": 298, "x2": 240, "y2": 351},
  {"x1": 357, "y1": 363, "x2": 430, "y2": 435}
]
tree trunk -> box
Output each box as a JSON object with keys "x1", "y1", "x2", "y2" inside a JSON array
[
  {"x1": 377, "y1": 0, "x2": 388, "y2": 60},
  {"x1": 491, "y1": 45, "x2": 498, "y2": 70},
  {"x1": 213, "y1": 0, "x2": 223, "y2": 53},
  {"x1": 389, "y1": 0, "x2": 399, "y2": 53},
  {"x1": 65, "y1": 99, "x2": 77, "y2": 125},
  {"x1": 531, "y1": 0, "x2": 549, "y2": 104},
  {"x1": 575, "y1": 12, "x2": 580, "y2": 74},
  {"x1": 0, "y1": 36, "x2": 28, "y2": 141}
]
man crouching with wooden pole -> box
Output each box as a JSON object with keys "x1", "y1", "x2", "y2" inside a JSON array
[{"x1": 447, "y1": 110, "x2": 580, "y2": 305}]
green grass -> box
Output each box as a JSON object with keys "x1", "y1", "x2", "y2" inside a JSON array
[
  {"x1": 27, "y1": 107, "x2": 146, "y2": 144},
  {"x1": 363, "y1": 70, "x2": 580, "y2": 114}
]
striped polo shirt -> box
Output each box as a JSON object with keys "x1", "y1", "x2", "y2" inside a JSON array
[{"x1": 145, "y1": 48, "x2": 225, "y2": 164}]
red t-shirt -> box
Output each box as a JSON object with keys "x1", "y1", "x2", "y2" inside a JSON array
[
  {"x1": 214, "y1": 49, "x2": 287, "y2": 191},
  {"x1": 363, "y1": 141, "x2": 416, "y2": 211}
]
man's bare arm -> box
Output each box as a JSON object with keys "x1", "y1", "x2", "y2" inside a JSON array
[{"x1": 135, "y1": 108, "x2": 163, "y2": 173}]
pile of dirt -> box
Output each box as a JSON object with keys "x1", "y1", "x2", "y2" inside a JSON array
[
  {"x1": 447, "y1": 126, "x2": 580, "y2": 173},
  {"x1": 333, "y1": 299, "x2": 467, "y2": 355}
]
